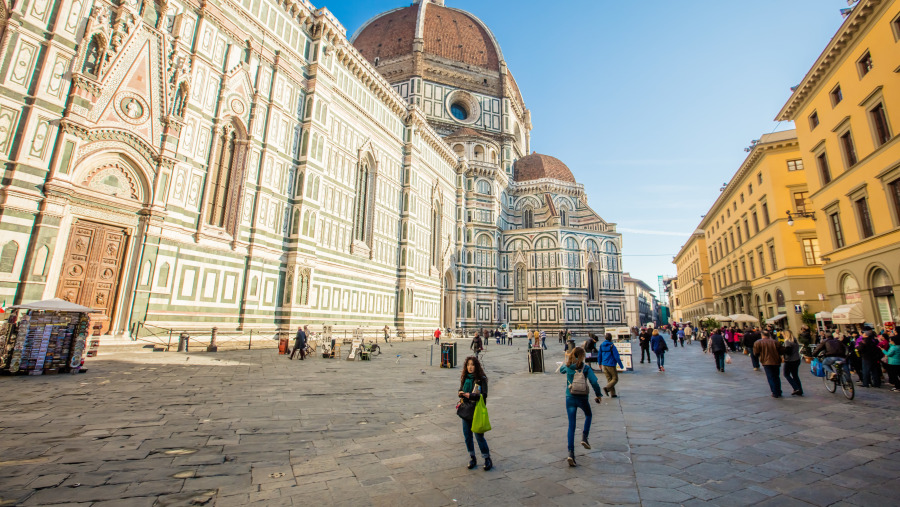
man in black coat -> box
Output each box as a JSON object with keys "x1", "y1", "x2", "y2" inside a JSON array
[
  {"x1": 742, "y1": 327, "x2": 761, "y2": 370},
  {"x1": 639, "y1": 328, "x2": 652, "y2": 364},
  {"x1": 709, "y1": 330, "x2": 728, "y2": 372},
  {"x1": 291, "y1": 325, "x2": 308, "y2": 360}
]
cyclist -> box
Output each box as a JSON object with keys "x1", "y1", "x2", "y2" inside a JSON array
[{"x1": 811, "y1": 332, "x2": 849, "y2": 381}]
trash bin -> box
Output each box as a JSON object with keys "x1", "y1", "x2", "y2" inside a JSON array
[
  {"x1": 528, "y1": 348, "x2": 544, "y2": 373},
  {"x1": 441, "y1": 342, "x2": 457, "y2": 368},
  {"x1": 278, "y1": 336, "x2": 289, "y2": 355}
]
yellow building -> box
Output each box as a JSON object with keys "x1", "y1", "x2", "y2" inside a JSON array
[
  {"x1": 776, "y1": 0, "x2": 900, "y2": 328},
  {"x1": 672, "y1": 230, "x2": 713, "y2": 323},
  {"x1": 697, "y1": 130, "x2": 829, "y2": 330}
]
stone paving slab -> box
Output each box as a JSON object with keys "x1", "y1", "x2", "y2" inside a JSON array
[{"x1": 1, "y1": 335, "x2": 899, "y2": 506}]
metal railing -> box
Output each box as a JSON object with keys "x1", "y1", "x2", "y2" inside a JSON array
[{"x1": 134, "y1": 322, "x2": 287, "y2": 351}]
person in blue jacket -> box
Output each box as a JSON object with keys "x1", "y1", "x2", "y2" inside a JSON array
[
  {"x1": 557, "y1": 347, "x2": 603, "y2": 467},
  {"x1": 598, "y1": 333, "x2": 625, "y2": 397},
  {"x1": 650, "y1": 329, "x2": 668, "y2": 372}
]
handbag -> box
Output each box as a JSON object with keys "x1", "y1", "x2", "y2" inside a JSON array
[
  {"x1": 810, "y1": 357, "x2": 826, "y2": 377},
  {"x1": 456, "y1": 398, "x2": 476, "y2": 419},
  {"x1": 471, "y1": 396, "x2": 492, "y2": 433}
]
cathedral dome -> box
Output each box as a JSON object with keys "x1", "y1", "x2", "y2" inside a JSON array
[
  {"x1": 352, "y1": 0, "x2": 502, "y2": 72},
  {"x1": 514, "y1": 153, "x2": 576, "y2": 184}
]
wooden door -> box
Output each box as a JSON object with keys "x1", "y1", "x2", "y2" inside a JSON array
[{"x1": 56, "y1": 220, "x2": 128, "y2": 334}]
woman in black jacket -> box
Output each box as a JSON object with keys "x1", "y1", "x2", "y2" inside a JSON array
[{"x1": 458, "y1": 356, "x2": 492, "y2": 470}]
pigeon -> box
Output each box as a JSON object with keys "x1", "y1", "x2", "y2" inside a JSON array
[
  {"x1": 413, "y1": 354, "x2": 418, "y2": 358},
  {"x1": 420, "y1": 370, "x2": 426, "y2": 374}
]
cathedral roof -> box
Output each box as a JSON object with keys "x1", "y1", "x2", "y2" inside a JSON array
[
  {"x1": 514, "y1": 153, "x2": 576, "y2": 184},
  {"x1": 352, "y1": 1, "x2": 502, "y2": 72}
]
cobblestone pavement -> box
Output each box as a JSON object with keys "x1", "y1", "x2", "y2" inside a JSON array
[{"x1": 1, "y1": 334, "x2": 899, "y2": 506}]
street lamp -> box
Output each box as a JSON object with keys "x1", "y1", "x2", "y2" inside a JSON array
[{"x1": 786, "y1": 210, "x2": 816, "y2": 226}]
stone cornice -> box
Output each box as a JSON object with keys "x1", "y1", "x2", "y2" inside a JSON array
[
  {"x1": 698, "y1": 136, "x2": 799, "y2": 231},
  {"x1": 407, "y1": 105, "x2": 460, "y2": 168},
  {"x1": 509, "y1": 178, "x2": 584, "y2": 197},
  {"x1": 776, "y1": 0, "x2": 885, "y2": 121}
]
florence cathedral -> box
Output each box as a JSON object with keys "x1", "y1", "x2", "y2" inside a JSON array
[{"x1": 0, "y1": 0, "x2": 625, "y2": 336}]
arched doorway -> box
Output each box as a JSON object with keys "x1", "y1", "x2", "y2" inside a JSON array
[{"x1": 871, "y1": 268, "x2": 895, "y2": 326}]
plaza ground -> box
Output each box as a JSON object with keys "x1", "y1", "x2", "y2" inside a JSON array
[{"x1": 1, "y1": 334, "x2": 899, "y2": 506}]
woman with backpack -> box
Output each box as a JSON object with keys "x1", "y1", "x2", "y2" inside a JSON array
[
  {"x1": 457, "y1": 356, "x2": 492, "y2": 470},
  {"x1": 650, "y1": 329, "x2": 668, "y2": 372},
  {"x1": 557, "y1": 347, "x2": 603, "y2": 467}
]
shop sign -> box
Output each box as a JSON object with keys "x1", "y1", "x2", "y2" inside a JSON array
[
  {"x1": 873, "y1": 286, "x2": 894, "y2": 297},
  {"x1": 845, "y1": 292, "x2": 862, "y2": 304}
]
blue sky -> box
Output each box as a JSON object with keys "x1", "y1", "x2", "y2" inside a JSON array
[{"x1": 322, "y1": 0, "x2": 847, "y2": 298}]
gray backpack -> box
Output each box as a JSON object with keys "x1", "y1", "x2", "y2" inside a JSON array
[{"x1": 569, "y1": 367, "x2": 589, "y2": 396}]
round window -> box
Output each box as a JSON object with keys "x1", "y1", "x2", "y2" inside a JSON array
[{"x1": 450, "y1": 103, "x2": 468, "y2": 121}]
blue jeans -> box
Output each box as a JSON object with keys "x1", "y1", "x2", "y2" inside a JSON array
[
  {"x1": 566, "y1": 396, "x2": 592, "y2": 453},
  {"x1": 822, "y1": 357, "x2": 851, "y2": 382},
  {"x1": 655, "y1": 352, "x2": 665, "y2": 368},
  {"x1": 462, "y1": 419, "x2": 490, "y2": 458},
  {"x1": 763, "y1": 364, "x2": 782, "y2": 397},
  {"x1": 783, "y1": 359, "x2": 803, "y2": 393},
  {"x1": 714, "y1": 351, "x2": 725, "y2": 371}
]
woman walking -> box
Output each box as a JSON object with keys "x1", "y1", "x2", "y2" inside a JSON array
[
  {"x1": 709, "y1": 328, "x2": 727, "y2": 372},
  {"x1": 557, "y1": 347, "x2": 603, "y2": 467},
  {"x1": 457, "y1": 356, "x2": 492, "y2": 470},
  {"x1": 781, "y1": 330, "x2": 804, "y2": 396},
  {"x1": 650, "y1": 329, "x2": 668, "y2": 372},
  {"x1": 883, "y1": 335, "x2": 900, "y2": 392}
]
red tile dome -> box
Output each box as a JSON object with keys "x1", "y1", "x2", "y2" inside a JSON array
[
  {"x1": 514, "y1": 153, "x2": 576, "y2": 184},
  {"x1": 352, "y1": 2, "x2": 501, "y2": 72}
]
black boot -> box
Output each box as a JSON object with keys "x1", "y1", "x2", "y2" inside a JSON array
[
  {"x1": 467, "y1": 456, "x2": 477, "y2": 470},
  {"x1": 567, "y1": 451, "x2": 576, "y2": 467},
  {"x1": 483, "y1": 456, "x2": 493, "y2": 471},
  {"x1": 581, "y1": 435, "x2": 591, "y2": 449}
]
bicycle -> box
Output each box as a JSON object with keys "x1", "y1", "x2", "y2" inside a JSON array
[
  {"x1": 822, "y1": 358, "x2": 855, "y2": 400},
  {"x1": 361, "y1": 341, "x2": 381, "y2": 356}
]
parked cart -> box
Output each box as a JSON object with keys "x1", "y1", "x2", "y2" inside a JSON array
[{"x1": 1, "y1": 299, "x2": 98, "y2": 375}]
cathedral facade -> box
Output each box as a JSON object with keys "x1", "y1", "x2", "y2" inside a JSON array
[{"x1": 0, "y1": 0, "x2": 624, "y2": 336}]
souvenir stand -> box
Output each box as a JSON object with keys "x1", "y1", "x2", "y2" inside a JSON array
[
  {"x1": 611, "y1": 327, "x2": 633, "y2": 372},
  {"x1": 0, "y1": 299, "x2": 97, "y2": 375}
]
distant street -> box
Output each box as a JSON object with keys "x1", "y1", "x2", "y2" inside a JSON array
[{"x1": 1, "y1": 334, "x2": 898, "y2": 506}]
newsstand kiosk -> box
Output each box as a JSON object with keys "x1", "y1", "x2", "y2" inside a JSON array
[{"x1": 0, "y1": 298, "x2": 97, "y2": 375}]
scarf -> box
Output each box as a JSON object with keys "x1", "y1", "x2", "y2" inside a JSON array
[{"x1": 462, "y1": 373, "x2": 476, "y2": 393}]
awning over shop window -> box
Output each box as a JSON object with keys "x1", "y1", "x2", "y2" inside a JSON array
[
  {"x1": 815, "y1": 311, "x2": 832, "y2": 320},
  {"x1": 832, "y1": 304, "x2": 864, "y2": 324},
  {"x1": 10, "y1": 298, "x2": 98, "y2": 313},
  {"x1": 765, "y1": 314, "x2": 787, "y2": 325}
]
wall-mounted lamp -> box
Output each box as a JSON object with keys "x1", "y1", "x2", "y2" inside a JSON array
[{"x1": 786, "y1": 210, "x2": 816, "y2": 226}]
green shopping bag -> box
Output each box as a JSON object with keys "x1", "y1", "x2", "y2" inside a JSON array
[{"x1": 471, "y1": 397, "x2": 492, "y2": 433}]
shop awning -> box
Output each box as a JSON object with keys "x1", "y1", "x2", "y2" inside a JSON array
[
  {"x1": 702, "y1": 314, "x2": 732, "y2": 322},
  {"x1": 765, "y1": 314, "x2": 788, "y2": 325},
  {"x1": 832, "y1": 304, "x2": 864, "y2": 324},
  {"x1": 815, "y1": 311, "x2": 832, "y2": 320},
  {"x1": 728, "y1": 313, "x2": 758, "y2": 323},
  {"x1": 10, "y1": 298, "x2": 98, "y2": 313}
]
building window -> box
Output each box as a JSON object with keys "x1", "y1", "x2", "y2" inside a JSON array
[
  {"x1": 802, "y1": 238, "x2": 821, "y2": 265},
  {"x1": 748, "y1": 254, "x2": 756, "y2": 279},
  {"x1": 890, "y1": 178, "x2": 900, "y2": 224},
  {"x1": 523, "y1": 208, "x2": 534, "y2": 228},
  {"x1": 559, "y1": 209, "x2": 568, "y2": 227},
  {"x1": 809, "y1": 111, "x2": 819, "y2": 130},
  {"x1": 793, "y1": 191, "x2": 810, "y2": 213},
  {"x1": 787, "y1": 159, "x2": 804, "y2": 171},
  {"x1": 743, "y1": 219, "x2": 750, "y2": 239},
  {"x1": 769, "y1": 243, "x2": 778, "y2": 271},
  {"x1": 748, "y1": 183, "x2": 753, "y2": 195},
  {"x1": 736, "y1": 226, "x2": 742, "y2": 245},
  {"x1": 831, "y1": 84, "x2": 843, "y2": 106},
  {"x1": 82, "y1": 34, "x2": 105, "y2": 77},
  {"x1": 758, "y1": 249, "x2": 766, "y2": 276},
  {"x1": 857, "y1": 50, "x2": 873, "y2": 77},
  {"x1": 855, "y1": 197, "x2": 874, "y2": 238},
  {"x1": 740, "y1": 193, "x2": 745, "y2": 203},
  {"x1": 758, "y1": 172, "x2": 763, "y2": 184},
  {"x1": 829, "y1": 212, "x2": 845, "y2": 248},
  {"x1": 817, "y1": 152, "x2": 832, "y2": 184},
  {"x1": 206, "y1": 123, "x2": 241, "y2": 228},
  {"x1": 761, "y1": 202, "x2": 770, "y2": 226},
  {"x1": 514, "y1": 265, "x2": 527, "y2": 301},
  {"x1": 840, "y1": 131, "x2": 858, "y2": 167},
  {"x1": 431, "y1": 204, "x2": 442, "y2": 268},
  {"x1": 869, "y1": 103, "x2": 891, "y2": 146},
  {"x1": 353, "y1": 160, "x2": 373, "y2": 243},
  {"x1": 752, "y1": 211, "x2": 759, "y2": 234}
]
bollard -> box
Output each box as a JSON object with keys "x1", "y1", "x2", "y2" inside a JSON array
[
  {"x1": 178, "y1": 332, "x2": 189, "y2": 352},
  {"x1": 248, "y1": 329, "x2": 253, "y2": 350},
  {"x1": 208, "y1": 327, "x2": 218, "y2": 352}
]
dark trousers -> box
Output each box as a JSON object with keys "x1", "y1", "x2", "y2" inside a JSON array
[
  {"x1": 640, "y1": 346, "x2": 651, "y2": 362},
  {"x1": 750, "y1": 352, "x2": 760, "y2": 369},
  {"x1": 783, "y1": 359, "x2": 803, "y2": 394},
  {"x1": 861, "y1": 359, "x2": 882, "y2": 388},
  {"x1": 886, "y1": 363, "x2": 900, "y2": 389},
  {"x1": 714, "y1": 351, "x2": 725, "y2": 371},
  {"x1": 290, "y1": 342, "x2": 305, "y2": 359},
  {"x1": 700, "y1": 338, "x2": 708, "y2": 352},
  {"x1": 462, "y1": 418, "x2": 490, "y2": 458},
  {"x1": 763, "y1": 364, "x2": 782, "y2": 397},
  {"x1": 566, "y1": 395, "x2": 592, "y2": 453}
]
